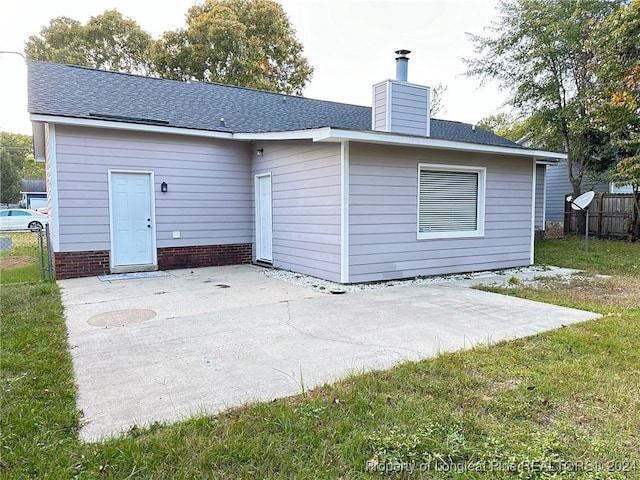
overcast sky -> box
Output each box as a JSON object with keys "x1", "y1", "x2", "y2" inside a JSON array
[{"x1": 0, "y1": 0, "x2": 508, "y2": 135}]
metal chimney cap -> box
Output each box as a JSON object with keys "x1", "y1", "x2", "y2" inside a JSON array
[{"x1": 395, "y1": 49, "x2": 411, "y2": 82}]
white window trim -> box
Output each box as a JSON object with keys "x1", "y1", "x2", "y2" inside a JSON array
[{"x1": 417, "y1": 163, "x2": 486, "y2": 240}]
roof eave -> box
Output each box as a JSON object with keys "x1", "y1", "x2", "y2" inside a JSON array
[
  {"x1": 30, "y1": 115, "x2": 567, "y2": 161},
  {"x1": 535, "y1": 158, "x2": 562, "y2": 165},
  {"x1": 29, "y1": 114, "x2": 235, "y2": 140},
  {"x1": 236, "y1": 128, "x2": 568, "y2": 160}
]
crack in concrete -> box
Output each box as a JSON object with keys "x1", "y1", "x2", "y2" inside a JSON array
[{"x1": 282, "y1": 300, "x2": 423, "y2": 356}]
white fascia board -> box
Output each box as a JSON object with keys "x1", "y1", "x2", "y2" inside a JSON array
[
  {"x1": 29, "y1": 114, "x2": 235, "y2": 140},
  {"x1": 238, "y1": 128, "x2": 566, "y2": 160},
  {"x1": 233, "y1": 128, "x2": 333, "y2": 141},
  {"x1": 314, "y1": 129, "x2": 567, "y2": 160}
]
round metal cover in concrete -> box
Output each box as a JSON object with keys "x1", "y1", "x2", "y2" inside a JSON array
[{"x1": 88, "y1": 309, "x2": 156, "y2": 327}]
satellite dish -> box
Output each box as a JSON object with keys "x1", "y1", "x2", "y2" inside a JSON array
[
  {"x1": 567, "y1": 191, "x2": 595, "y2": 253},
  {"x1": 570, "y1": 191, "x2": 595, "y2": 211}
]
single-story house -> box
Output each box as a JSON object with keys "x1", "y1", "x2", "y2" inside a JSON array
[
  {"x1": 20, "y1": 178, "x2": 47, "y2": 209},
  {"x1": 28, "y1": 53, "x2": 565, "y2": 281}
]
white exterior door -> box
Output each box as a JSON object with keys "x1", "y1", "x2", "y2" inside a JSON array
[
  {"x1": 255, "y1": 173, "x2": 273, "y2": 262},
  {"x1": 109, "y1": 171, "x2": 156, "y2": 270}
]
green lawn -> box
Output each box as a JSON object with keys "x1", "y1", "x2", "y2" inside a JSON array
[
  {"x1": 1, "y1": 237, "x2": 639, "y2": 478},
  {"x1": 0, "y1": 232, "x2": 49, "y2": 284},
  {"x1": 535, "y1": 235, "x2": 640, "y2": 276}
]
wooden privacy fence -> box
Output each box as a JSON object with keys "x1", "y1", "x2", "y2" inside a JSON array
[{"x1": 564, "y1": 193, "x2": 635, "y2": 237}]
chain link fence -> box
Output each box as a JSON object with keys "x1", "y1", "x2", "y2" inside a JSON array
[{"x1": 0, "y1": 225, "x2": 53, "y2": 281}]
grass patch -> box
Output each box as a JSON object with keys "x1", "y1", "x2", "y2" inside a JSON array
[
  {"x1": 1, "y1": 238, "x2": 639, "y2": 478},
  {"x1": 0, "y1": 282, "x2": 80, "y2": 476},
  {"x1": 535, "y1": 235, "x2": 639, "y2": 276},
  {"x1": 0, "y1": 232, "x2": 48, "y2": 284}
]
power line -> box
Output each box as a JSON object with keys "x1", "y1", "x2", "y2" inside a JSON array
[{"x1": 0, "y1": 51, "x2": 26, "y2": 61}]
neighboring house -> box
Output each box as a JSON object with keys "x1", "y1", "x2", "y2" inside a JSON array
[
  {"x1": 28, "y1": 54, "x2": 565, "y2": 281},
  {"x1": 20, "y1": 178, "x2": 47, "y2": 209},
  {"x1": 533, "y1": 161, "x2": 551, "y2": 235},
  {"x1": 544, "y1": 160, "x2": 630, "y2": 223},
  {"x1": 610, "y1": 183, "x2": 634, "y2": 194}
]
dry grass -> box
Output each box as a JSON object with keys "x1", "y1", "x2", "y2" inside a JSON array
[
  {"x1": 531, "y1": 274, "x2": 640, "y2": 309},
  {"x1": 0, "y1": 256, "x2": 34, "y2": 269},
  {"x1": 0, "y1": 232, "x2": 39, "y2": 249}
]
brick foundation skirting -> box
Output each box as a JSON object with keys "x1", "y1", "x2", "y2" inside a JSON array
[
  {"x1": 54, "y1": 250, "x2": 110, "y2": 279},
  {"x1": 157, "y1": 243, "x2": 252, "y2": 270},
  {"x1": 54, "y1": 243, "x2": 253, "y2": 279}
]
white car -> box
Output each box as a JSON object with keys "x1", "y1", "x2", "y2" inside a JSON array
[{"x1": 0, "y1": 209, "x2": 48, "y2": 231}]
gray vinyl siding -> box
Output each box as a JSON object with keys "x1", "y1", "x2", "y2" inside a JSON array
[
  {"x1": 535, "y1": 164, "x2": 545, "y2": 230},
  {"x1": 372, "y1": 81, "x2": 430, "y2": 136},
  {"x1": 252, "y1": 141, "x2": 342, "y2": 282},
  {"x1": 545, "y1": 161, "x2": 571, "y2": 221},
  {"x1": 388, "y1": 82, "x2": 430, "y2": 136},
  {"x1": 53, "y1": 125, "x2": 252, "y2": 252},
  {"x1": 545, "y1": 160, "x2": 610, "y2": 221},
  {"x1": 348, "y1": 143, "x2": 533, "y2": 283},
  {"x1": 372, "y1": 82, "x2": 387, "y2": 131}
]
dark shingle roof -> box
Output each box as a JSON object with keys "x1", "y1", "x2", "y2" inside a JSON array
[
  {"x1": 28, "y1": 61, "x2": 521, "y2": 149},
  {"x1": 21, "y1": 178, "x2": 46, "y2": 193}
]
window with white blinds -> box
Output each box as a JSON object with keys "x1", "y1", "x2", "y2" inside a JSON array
[{"x1": 417, "y1": 164, "x2": 486, "y2": 239}]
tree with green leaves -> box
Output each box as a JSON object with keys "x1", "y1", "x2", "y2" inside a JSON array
[
  {"x1": 151, "y1": 0, "x2": 313, "y2": 94},
  {"x1": 0, "y1": 133, "x2": 41, "y2": 205},
  {"x1": 476, "y1": 113, "x2": 530, "y2": 142},
  {"x1": 467, "y1": 0, "x2": 624, "y2": 200},
  {"x1": 24, "y1": 17, "x2": 88, "y2": 66},
  {"x1": 26, "y1": 10, "x2": 153, "y2": 74},
  {"x1": 594, "y1": 0, "x2": 640, "y2": 239}
]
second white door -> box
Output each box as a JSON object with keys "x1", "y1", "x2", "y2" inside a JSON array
[{"x1": 255, "y1": 173, "x2": 273, "y2": 262}]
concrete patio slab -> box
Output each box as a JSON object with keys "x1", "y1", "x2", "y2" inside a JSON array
[{"x1": 59, "y1": 265, "x2": 599, "y2": 442}]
